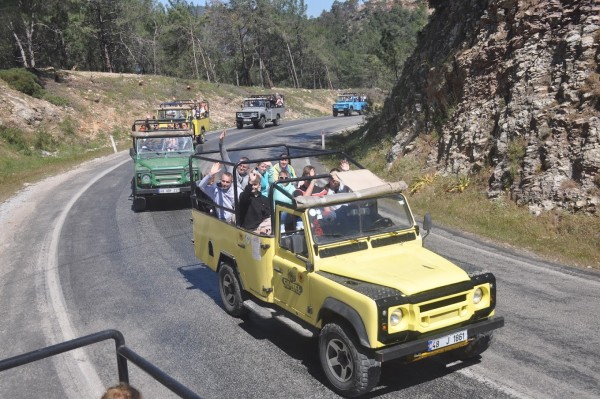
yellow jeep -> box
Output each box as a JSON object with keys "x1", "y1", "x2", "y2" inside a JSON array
[
  {"x1": 155, "y1": 99, "x2": 210, "y2": 145},
  {"x1": 191, "y1": 145, "x2": 504, "y2": 397}
]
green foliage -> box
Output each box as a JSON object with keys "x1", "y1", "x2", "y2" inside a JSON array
[
  {"x1": 33, "y1": 129, "x2": 59, "y2": 151},
  {"x1": 0, "y1": 68, "x2": 45, "y2": 98},
  {"x1": 446, "y1": 175, "x2": 470, "y2": 193},
  {"x1": 507, "y1": 137, "x2": 527, "y2": 183},
  {"x1": 43, "y1": 93, "x2": 70, "y2": 106},
  {"x1": 0, "y1": 1, "x2": 428, "y2": 91},
  {"x1": 410, "y1": 173, "x2": 436, "y2": 194},
  {"x1": 59, "y1": 117, "x2": 77, "y2": 137},
  {"x1": 0, "y1": 126, "x2": 32, "y2": 155}
]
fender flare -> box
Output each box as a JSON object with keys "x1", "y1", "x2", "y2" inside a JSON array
[
  {"x1": 217, "y1": 252, "x2": 245, "y2": 291},
  {"x1": 319, "y1": 297, "x2": 370, "y2": 347}
]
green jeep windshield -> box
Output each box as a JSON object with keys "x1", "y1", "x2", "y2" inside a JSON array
[
  {"x1": 307, "y1": 194, "x2": 414, "y2": 245},
  {"x1": 135, "y1": 136, "x2": 194, "y2": 156}
]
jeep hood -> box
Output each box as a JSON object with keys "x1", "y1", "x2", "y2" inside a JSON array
[{"x1": 318, "y1": 246, "x2": 469, "y2": 296}]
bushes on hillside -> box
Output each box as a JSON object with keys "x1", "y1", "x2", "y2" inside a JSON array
[{"x1": 0, "y1": 68, "x2": 45, "y2": 98}]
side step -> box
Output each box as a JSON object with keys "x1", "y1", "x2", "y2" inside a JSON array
[{"x1": 243, "y1": 299, "x2": 315, "y2": 338}]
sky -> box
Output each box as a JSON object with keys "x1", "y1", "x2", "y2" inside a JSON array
[{"x1": 304, "y1": 0, "x2": 335, "y2": 18}]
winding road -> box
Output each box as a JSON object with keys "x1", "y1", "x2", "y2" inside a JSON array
[{"x1": 0, "y1": 116, "x2": 598, "y2": 398}]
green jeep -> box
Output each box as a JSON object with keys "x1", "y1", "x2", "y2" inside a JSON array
[
  {"x1": 190, "y1": 145, "x2": 504, "y2": 397},
  {"x1": 129, "y1": 119, "x2": 200, "y2": 212}
]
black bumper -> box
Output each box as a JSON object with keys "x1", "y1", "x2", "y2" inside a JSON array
[
  {"x1": 374, "y1": 316, "x2": 505, "y2": 362},
  {"x1": 133, "y1": 186, "x2": 191, "y2": 196}
]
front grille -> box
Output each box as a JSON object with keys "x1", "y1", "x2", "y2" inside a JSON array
[
  {"x1": 420, "y1": 294, "x2": 466, "y2": 313},
  {"x1": 154, "y1": 169, "x2": 183, "y2": 185}
]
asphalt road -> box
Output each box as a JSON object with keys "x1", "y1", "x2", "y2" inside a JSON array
[{"x1": 0, "y1": 115, "x2": 598, "y2": 398}]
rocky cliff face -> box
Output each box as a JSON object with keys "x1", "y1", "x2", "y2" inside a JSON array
[{"x1": 380, "y1": 0, "x2": 599, "y2": 214}]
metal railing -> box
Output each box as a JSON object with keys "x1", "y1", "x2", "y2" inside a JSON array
[{"x1": 0, "y1": 329, "x2": 202, "y2": 399}]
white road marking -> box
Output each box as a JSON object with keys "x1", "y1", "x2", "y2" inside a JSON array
[{"x1": 42, "y1": 157, "x2": 130, "y2": 398}]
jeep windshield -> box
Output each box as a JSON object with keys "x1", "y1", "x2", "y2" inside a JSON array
[
  {"x1": 243, "y1": 99, "x2": 266, "y2": 107},
  {"x1": 135, "y1": 136, "x2": 194, "y2": 157},
  {"x1": 306, "y1": 193, "x2": 415, "y2": 245}
]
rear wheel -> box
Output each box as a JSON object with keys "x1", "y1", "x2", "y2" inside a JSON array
[
  {"x1": 196, "y1": 127, "x2": 206, "y2": 144},
  {"x1": 218, "y1": 263, "x2": 247, "y2": 317},
  {"x1": 319, "y1": 321, "x2": 380, "y2": 397},
  {"x1": 273, "y1": 114, "x2": 281, "y2": 126}
]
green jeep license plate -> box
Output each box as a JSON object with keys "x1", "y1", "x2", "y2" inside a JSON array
[{"x1": 159, "y1": 188, "x2": 180, "y2": 194}]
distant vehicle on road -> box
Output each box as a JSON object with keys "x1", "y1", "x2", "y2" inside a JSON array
[
  {"x1": 332, "y1": 92, "x2": 368, "y2": 116},
  {"x1": 236, "y1": 94, "x2": 285, "y2": 129},
  {"x1": 156, "y1": 99, "x2": 210, "y2": 145}
]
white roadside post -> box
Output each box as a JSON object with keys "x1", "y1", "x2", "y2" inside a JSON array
[
  {"x1": 321, "y1": 130, "x2": 325, "y2": 149},
  {"x1": 109, "y1": 135, "x2": 118, "y2": 153}
]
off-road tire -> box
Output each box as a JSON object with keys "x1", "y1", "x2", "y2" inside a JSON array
[
  {"x1": 333, "y1": 111, "x2": 338, "y2": 117},
  {"x1": 196, "y1": 127, "x2": 206, "y2": 145},
  {"x1": 132, "y1": 195, "x2": 146, "y2": 213},
  {"x1": 257, "y1": 116, "x2": 266, "y2": 129},
  {"x1": 319, "y1": 321, "x2": 381, "y2": 397},
  {"x1": 218, "y1": 263, "x2": 247, "y2": 317},
  {"x1": 236, "y1": 121, "x2": 244, "y2": 129},
  {"x1": 273, "y1": 115, "x2": 281, "y2": 126},
  {"x1": 451, "y1": 333, "x2": 492, "y2": 360}
]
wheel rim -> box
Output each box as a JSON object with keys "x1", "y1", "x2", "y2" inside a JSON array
[
  {"x1": 222, "y1": 273, "x2": 236, "y2": 306},
  {"x1": 325, "y1": 338, "x2": 354, "y2": 382}
]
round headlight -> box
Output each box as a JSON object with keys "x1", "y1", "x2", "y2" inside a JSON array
[
  {"x1": 252, "y1": 112, "x2": 258, "y2": 117},
  {"x1": 390, "y1": 309, "x2": 403, "y2": 326},
  {"x1": 185, "y1": 171, "x2": 191, "y2": 180},
  {"x1": 141, "y1": 174, "x2": 151, "y2": 185},
  {"x1": 473, "y1": 287, "x2": 483, "y2": 304}
]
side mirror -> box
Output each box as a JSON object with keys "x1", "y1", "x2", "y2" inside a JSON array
[{"x1": 422, "y1": 212, "x2": 432, "y2": 241}]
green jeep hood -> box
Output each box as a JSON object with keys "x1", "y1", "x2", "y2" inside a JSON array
[
  {"x1": 136, "y1": 156, "x2": 191, "y2": 171},
  {"x1": 318, "y1": 246, "x2": 469, "y2": 296}
]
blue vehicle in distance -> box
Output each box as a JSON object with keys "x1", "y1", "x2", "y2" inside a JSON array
[{"x1": 332, "y1": 92, "x2": 368, "y2": 116}]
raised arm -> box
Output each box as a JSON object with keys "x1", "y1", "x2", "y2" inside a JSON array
[{"x1": 218, "y1": 130, "x2": 234, "y2": 174}]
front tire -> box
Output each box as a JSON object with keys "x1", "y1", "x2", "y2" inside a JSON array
[
  {"x1": 236, "y1": 121, "x2": 243, "y2": 129},
  {"x1": 319, "y1": 321, "x2": 380, "y2": 397},
  {"x1": 132, "y1": 195, "x2": 146, "y2": 213},
  {"x1": 333, "y1": 110, "x2": 338, "y2": 117},
  {"x1": 218, "y1": 263, "x2": 247, "y2": 317},
  {"x1": 257, "y1": 116, "x2": 266, "y2": 129},
  {"x1": 451, "y1": 333, "x2": 492, "y2": 360}
]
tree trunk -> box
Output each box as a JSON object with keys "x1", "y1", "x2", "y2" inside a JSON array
[{"x1": 11, "y1": 24, "x2": 30, "y2": 68}]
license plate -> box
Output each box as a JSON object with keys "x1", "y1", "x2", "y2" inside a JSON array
[
  {"x1": 243, "y1": 118, "x2": 251, "y2": 122},
  {"x1": 158, "y1": 188, "x2": 180, "y2": 194},
  {"x1": 427, "y1": 330, "x2": 467, "y2": 351}
]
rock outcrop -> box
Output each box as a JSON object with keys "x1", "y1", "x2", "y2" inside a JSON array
[{"x1": 379, "y1": 0, "x2": 599, "y2": 214}]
